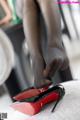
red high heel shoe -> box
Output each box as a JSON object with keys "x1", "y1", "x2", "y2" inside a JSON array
[
  {"x1": 11, "y1": 84, "x2": 65, "y2": 115},
  {"x1": 13, "y1": 82, "x2": 51, "y2": 101}
]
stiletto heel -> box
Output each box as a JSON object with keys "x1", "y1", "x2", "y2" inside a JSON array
[{"x1": 52, "y1": 85, "x2": 65, "y2": 112}]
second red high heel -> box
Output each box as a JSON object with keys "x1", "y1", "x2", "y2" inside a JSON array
[
  {"x1": 11, "y1": 85, "x2": 65, "y2": 115},
  {"x1": 13, "y1": 82, "x2": 52, "y2": 101}
]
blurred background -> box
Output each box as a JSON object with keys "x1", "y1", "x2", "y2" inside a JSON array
[{"x1": 0, "y1": 0, "x2": 80, "y2": 112}]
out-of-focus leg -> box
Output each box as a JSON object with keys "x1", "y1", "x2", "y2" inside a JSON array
[
  {"x1": 37, "y1": 0, "x2": 61, "y2": 48},
  {"x1": 37, "y1": 0, "x2": 69, "y2": 78},
  {"x1": 22, "y1": 0, "x2": 51, "y2": 88}
]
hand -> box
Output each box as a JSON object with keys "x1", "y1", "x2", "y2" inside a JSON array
[
  {"x1": 0, "y1": 15, "x2": 12, "y2": 25},
  {"x1": 0, "y1": 0, "x2": 12, "y2": 25}
]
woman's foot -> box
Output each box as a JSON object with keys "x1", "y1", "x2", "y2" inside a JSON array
[
  {"x1": 43, "y1": 46, "x2": 69, "y2": 78},
  {"x1": 43, "y1": 57, "x2": 63, "y2": 78},
  {"x1": 34, "y1": 79, "x2": 52, "y2": 88}
]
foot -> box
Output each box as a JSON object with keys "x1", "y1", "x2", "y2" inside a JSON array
[{"x1": 43, "y1": 57, "x2": 63, "y2": 78}]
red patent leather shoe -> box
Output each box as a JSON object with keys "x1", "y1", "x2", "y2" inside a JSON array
[
  {"x1": 13, "y1": 82, "x2": 51, "y2": 101},
  {"x1": 11, "y1": 84, "x2": 65, "y2": 115}
]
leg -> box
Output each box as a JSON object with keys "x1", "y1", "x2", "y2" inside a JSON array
[
  {"x1": 22, "y1": 0, "x2": 50, "y2": 88},
  {"x1": 37, "y1": 0, "x2": 61, "y2": 47},
  {"x1": 37, "y1": 0, "x2": 69, "y2": 78}
]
